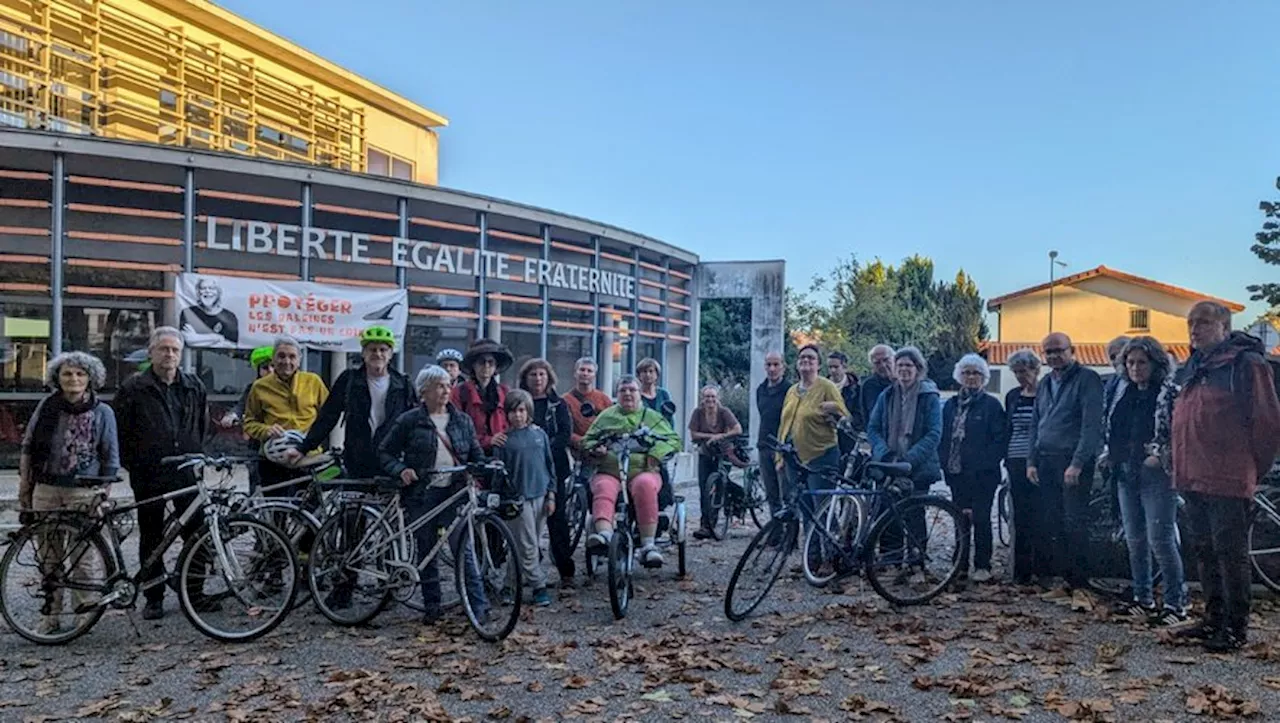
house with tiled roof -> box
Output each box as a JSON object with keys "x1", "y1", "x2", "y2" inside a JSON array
[{"x1": 981, "y1": 266, "x2": 1244, "y2": 395}]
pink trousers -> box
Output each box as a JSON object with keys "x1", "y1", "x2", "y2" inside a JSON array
[{"x1": 590, "y1": 472, "x2": 661, "y2": 526}]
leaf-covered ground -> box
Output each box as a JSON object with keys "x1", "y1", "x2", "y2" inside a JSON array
[{"x1": 3, "y1": 516, "x2": 1280, "y2": 722}]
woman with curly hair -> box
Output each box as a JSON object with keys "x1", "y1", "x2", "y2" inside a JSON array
[{"x1": 18, "y1": 351, "x2": 119, "y2": 634}]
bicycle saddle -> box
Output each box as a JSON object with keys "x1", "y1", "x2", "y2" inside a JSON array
[{"x1": 866, "y1": 461, "x2": 912, "y2": 477}]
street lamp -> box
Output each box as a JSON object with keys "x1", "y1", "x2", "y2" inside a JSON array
[{"x1": 1048, "y1": 250, "x2": 1067, "y2": 332}]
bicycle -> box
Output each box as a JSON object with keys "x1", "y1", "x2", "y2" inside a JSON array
[
  {"x1": 996, "y1": 479, "x2": 1011, "y2": 548},
  {"x1": 0, "y1": 454, "x2": 298, "y2": 645},
  {"x1": 564, "y1": 456, "x2": 592, "y2": 553},
  {"x1": 582, "y1": 424, "x2": 687, "y2": 619},
  {"x1": 1247, "y1": 485, "x2": 1280, "y2": 593},
  {"x1": 724, "y1": 437, "x2": 967, "y2": 621},
  {"x1": 703, "y1": 436, "x2": 768, "y2": 540},
  {"x1": 305, "y1": 460, "x2": 521, "y2": 641}
]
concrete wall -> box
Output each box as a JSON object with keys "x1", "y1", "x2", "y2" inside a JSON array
[{"x1": 695, "y1": 260, "x2": 786, "y2": 446}]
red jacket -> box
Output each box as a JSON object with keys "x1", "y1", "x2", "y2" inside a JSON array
[
  {"x1": 1172, "y1": 333, "x2": 1280, "y2": 500},
  {"x1": 450, "y1": 379, "x2": 508, "y2": 452},
  {"x1": 562, "y1": 387, "x2": 614, "y2": 453}
]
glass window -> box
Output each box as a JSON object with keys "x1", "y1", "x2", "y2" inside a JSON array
[
  {"x1": 0, "y1": 399, "x2": 40, "y2": 469},
  {"x1": 62, "y1": 307, "x2": 154, "y2": 392},
  {"x1": 500, "y1": 326, "x2": 541, "y2": 387},
  {"x1": 548, "y1": 332, "x2": 592, "y2": 391},
  {"x1": 0, "y1": 302, "x2": 52, "y2": 393},
  {"x1": 367, "y1": 148, "x2": 390, "y2": 177},
  {"x1": 391, "y1": 158, "x2": 413, "y2": 181},
  {"x1": 406, "y1": 322, "x2": 474, "y2": 380},
  {"x1": 194, "y1": 348, "x2": 254, "y2": 397}
]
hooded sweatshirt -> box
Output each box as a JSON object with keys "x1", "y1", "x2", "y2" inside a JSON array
[{"x1": 1173, "y1": 332, "x2": 1280, "y2": 499}]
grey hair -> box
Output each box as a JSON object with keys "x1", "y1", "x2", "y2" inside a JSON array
[
  {"x1": 1120, "y1": 336, "x2": 1173, "y2": 384},
  {"x1": 952, "y1": 353, "x2": 990, "y2": 386},
  {"x1": 195, "y1": 277, "x2": 223, "y2": 306},
  {"x1": 699, "y1": 384, "x2": 721, "y2": 396},
  {"x1": 894, "y1": 346, "x2": 928, "y2": 375},
  {"x1": 574, "y1": 356, "x2": 597, "y2": 371},
  {"x1": 1189, "y1": 300, "x2": 1233, "y2": 331},
  {"x1": 415, "y1": 364, "x2": 452, "y2": 395},
  {"x1": 868, "y1": 344, "x2": 895, "y2": 363},
  {"x1": 47, "y1": 351, "x2": 107, "y2": 391},
  {"x1": 150, "y1": 326, "x2": 183, "y2": 350},
  {"x1": 273, "y1": 335, "x2": 301, "y2": 354},
  {"x1": 615, "y1": 374, "x2": 640, "y2": 394},
  {"x1": 1007, "y1": 349, "x2": 1042, "y2": 373}
]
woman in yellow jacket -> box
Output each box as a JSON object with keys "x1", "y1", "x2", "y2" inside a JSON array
[
  {"x1": 244, "y1": 336, "x2": 329, "y2": 496},
  {"x1": 776, "y1": 343, "x2": 848, "y2": 520}
]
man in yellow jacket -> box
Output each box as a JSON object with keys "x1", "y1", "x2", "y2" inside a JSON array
[{"x1": 244, "y1": 335, "x2": 329, "y2": 496}]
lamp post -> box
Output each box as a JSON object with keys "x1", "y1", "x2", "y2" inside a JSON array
[{"x1": 1048, "y1": 250, "x2": 1066, "y2": 332}]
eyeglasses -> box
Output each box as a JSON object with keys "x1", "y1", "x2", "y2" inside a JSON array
[
  {"x1": 1043, "y1": 347, "x2": 1068, "y2": 355},
  {"x1": 960, "y1": 370, "x2": 983, "y2": 376}
]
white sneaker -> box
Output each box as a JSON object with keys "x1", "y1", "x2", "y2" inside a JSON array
[
  {"x1": 640, "y1": 546, "x2": 664, "y2": 568},
  {"x1": 971, "y1": 569, "x2": 993, "y2": 583}
]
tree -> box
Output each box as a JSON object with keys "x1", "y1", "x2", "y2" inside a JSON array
[
  {"x1": 697, "y1": 298, "x2": 752, "y2": 386},
  {"x1": 1250, "y1": 177, "x2": 1280, "y2": 311},
  {"x1": 785, "y1": 255, "x2": 989, "y2": 389}
]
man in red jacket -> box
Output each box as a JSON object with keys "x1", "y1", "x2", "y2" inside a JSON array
[{"x1": 1172, "y1": 301, "x2": 1280, "y2": 652}]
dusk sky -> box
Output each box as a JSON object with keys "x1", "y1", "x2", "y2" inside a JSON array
[{"x1": 219, "y1": 0, "x2": 1280, "y2": 328}]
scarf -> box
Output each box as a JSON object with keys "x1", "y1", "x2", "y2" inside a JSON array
[
  {"x1": 886, "y1": 381, "x2": 920, "y2": 458},
  {"x1": 947, "y1": 388, "x2": 977, "y2": 474},
  {"x1": 29, "y1": 391, "x2": 98, "y2": 482}
]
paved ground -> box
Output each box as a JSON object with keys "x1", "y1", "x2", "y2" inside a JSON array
[{"x1": 3, "y1": 491, "x2": 1280, "y2": 722}]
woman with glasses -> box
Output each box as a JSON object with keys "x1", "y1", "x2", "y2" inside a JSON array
[
  {"x1": 939, "y1": 354, "x2": 1007, "y2": 583},
  {"x1": 776, "y1": 344, "x2": 849, "y2": 520}
]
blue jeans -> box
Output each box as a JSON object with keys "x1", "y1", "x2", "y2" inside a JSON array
[
  {"x1": 403, "y1": 483, "x2": 488, "y2": 612},
  {"x1": 1115, "y1": 463, "x2": 1186, "y2": 610}
]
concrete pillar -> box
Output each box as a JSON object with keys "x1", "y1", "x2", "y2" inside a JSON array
[{"x1": 601, "y1": 328, "x2": 615, "y2": 396}]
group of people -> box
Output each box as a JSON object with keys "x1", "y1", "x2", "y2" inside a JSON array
[
  {"x1": 18, "y1": 300, "x2": 1280, "y2": 651},
  {"x1": 751, "y1": 300, "x2": 1280, "y2": 653}
]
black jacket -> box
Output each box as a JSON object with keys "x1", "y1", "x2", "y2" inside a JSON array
[
  {"x1": 755, "y1": 378, "x2": 793, "y2": 443},
  {"x1": 114, "y1": 369, "x2": 207, "y2": 481},
  {"x1": 939, "y1": 392, "x2": 1008, "y2": 476},
  {"x1": 532, "y1": 390, "x2": 573, "y2": 487},
  {"x1": 302, "y1": 366, "x2": 414, "y2": 478},
  {"x1": 378, "y1": 404, "x2": 485, "y2": 484},
  {"x1": 860, "y1": 375, "x2": 893, "y2": 431},
  {"x1": 1028, "y1": 362, "x2": 1104, "y2": 469}
]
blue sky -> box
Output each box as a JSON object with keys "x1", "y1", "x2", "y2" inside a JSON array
[{"x1": 221, "y1": 0, "x2": 1280, "y2": 329}]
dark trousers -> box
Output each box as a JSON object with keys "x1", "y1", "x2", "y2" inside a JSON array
[
  {"x1": 759, "y1": 451, "x2": 790, "y2": 517},
  {"x1": 1037, "y1": 455, "x2": 1094, "y2": 587},
  {"x1": 698, "y1": 455, "x2": 720, "y2": 531},
  {"x1": 545, "y1": 474, "x2": 576, "y2": 580},
  {"x1": 131, "y1": 472, "x2": 202, "y2": 605},
  {"x1": 403, "y1": 483, "x2": 486, "y2": 610},
  {"x1": 1184, "y1": 491, "x2": 1252, "y2": 633},
  {"x1": 1007, "y1": 458, "x2": 1051, "y2": 581},
  {"x1": 948, "y1": 469, "x2": 1000, "y2": 572}
]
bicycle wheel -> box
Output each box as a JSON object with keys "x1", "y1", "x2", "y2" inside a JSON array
[
  {"x1": 996, "y1": 485, "x2": 1011, "y2": 547},
  {"x1": 725, "y1": 517, "x2": 796, "y2": 621},
  {"x1": 244, "y1": 500, "x2": 320, "y2": 610},
  {"x1": 0, "y1": 518, "x2": 115, "y2": 645},
  {"x1": 1249, "y1": 497, "x2": 1280, "y2": 593},
  {"x1": 566, "y1": 485, "x2": 589, "y2": 552},
  {"x1": 308, "y1": 505, "x2": 394, "y2": 626},
  {"x1": 455, "y1": 510, "x2": 521, "y2": 641},
  {"x1": 711, "y1": 473, "x2": 730, "y2": 541},
  {"x1": 177, "y1": 515, "x2": 297, "y2": 642},
  {"x1": 1084, "y1": 490, "x2": 1130, "y2": 598},
  {"x1": 743, "y1": 467, "x2": 769, "y2": 529},
  {"x1": 607, "y1": 529, "x2": 634, "y2": 620},
  {"x1": 802, "y1": 495, "x2": 863, "y2": 587},
  {"x1": 865, "y1": 496, "x2": 966, "y2": 606}
]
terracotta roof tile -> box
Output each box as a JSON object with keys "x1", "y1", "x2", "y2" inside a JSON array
[
  {"x1": 986, "y1": 265, "x2": 1244, "y2": 313},
  {"x1": 980, "y1": 341, "x2": 1193, "y2": 367}
]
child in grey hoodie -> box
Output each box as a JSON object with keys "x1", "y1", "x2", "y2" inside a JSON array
[{"x1": 496, "y1": 389, "x2": 557, "y2": 606}]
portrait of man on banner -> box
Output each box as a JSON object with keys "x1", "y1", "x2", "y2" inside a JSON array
[{"x1": 180, "y1": 276, "x2": 240, "y2": 348}]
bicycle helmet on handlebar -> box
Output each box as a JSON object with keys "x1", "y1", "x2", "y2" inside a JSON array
[{"x1": 263, "y1": 430, "x2": 306, "y2": 464}]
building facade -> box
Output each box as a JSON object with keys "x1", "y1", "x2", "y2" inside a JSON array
[
  {"x1": 982, "y1": 265, "x2": 1244, "y2": 395},
  {"x1": 0, "y1": 0, "x2": 445, "y2": 183},
  {"x1": 0, "y1": 129, "x2": 713, "y2": 468}
]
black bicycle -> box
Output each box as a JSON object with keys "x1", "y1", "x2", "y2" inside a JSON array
[
  {"x1": 725, "y1": 438, "x2": 967, "y2": 621},
  {"x1": 703, "y1": 436, "x2": 767, "y2": 540}
]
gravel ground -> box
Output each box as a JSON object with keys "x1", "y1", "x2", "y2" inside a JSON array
[{"x1": 2, "y1": 492, "x2": 1280, "y2": 723}]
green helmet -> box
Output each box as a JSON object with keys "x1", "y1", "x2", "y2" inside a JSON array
[
  {"x1": 250, "y1": 346, "x2": 274, "y2": 369},
  {"x1": 360, "y1": 325, "x2": 396, "y2": 349}
]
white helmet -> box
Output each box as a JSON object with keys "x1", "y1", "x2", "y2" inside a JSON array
[{"x1": 263, "y1": 430, "x2": 306, "y2": 464}]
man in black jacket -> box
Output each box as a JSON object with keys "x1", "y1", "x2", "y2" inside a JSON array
[
  {"x1": 756, "y1": 351, "x2": 793, "y2": 517},
  {"x1": 114, "y1": 326, "x2": 210, "y2": 620},
  {"x1": 860, "y1": 345, "x2": 895, "y2": 427},
  {"x1": 298, "y1": 327, "x2": 413, "y2": 478}
]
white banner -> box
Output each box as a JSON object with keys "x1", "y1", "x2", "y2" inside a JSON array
[{"x1": 175, "y1": 273, "x2": 408, "y2": 352}]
